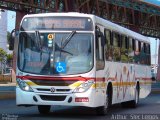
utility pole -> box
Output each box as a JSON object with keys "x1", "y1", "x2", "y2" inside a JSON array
[{"x1": 155, "y1": 38, "x2": 158, "y2": 74}]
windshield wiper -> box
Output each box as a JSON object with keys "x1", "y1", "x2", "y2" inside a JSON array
[
  {"x1": 35, "y1": 31, "x2": 42, "y2": 50},
  {"x1": 61, "y1": 31, "x2": 76, "y2": 49},
  {"x1": 35, "y1": 31, "x2": 43, "y2": 61}
]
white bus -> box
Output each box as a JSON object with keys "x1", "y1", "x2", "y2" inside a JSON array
[{"x1": 10, "y1": 13, "x2": 152, "y2": 115}]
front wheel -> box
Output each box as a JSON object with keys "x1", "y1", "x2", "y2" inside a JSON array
[
  {"x1": 96, "y1": 94, "x2": 109, "y2": 115},
  {"x1": 38, "y1": 105, "x2": 51, "y2": 114}
]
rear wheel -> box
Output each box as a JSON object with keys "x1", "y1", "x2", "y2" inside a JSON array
[
  {"x1": 38, "y1": 105, "x2": 51, "y2": 114},
  {"x1": 129, "y1": 85, "x2": 139, "y2": 108},
  {"x1": 121, "y1": 85, "x2": 139, "y2": 108}
]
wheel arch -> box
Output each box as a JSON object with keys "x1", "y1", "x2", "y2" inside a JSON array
[{"x1": 106, "y1": 82, "x2": 113, "y2": 106}]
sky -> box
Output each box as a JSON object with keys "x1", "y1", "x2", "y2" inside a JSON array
[
  {"x1": 6, "y1": 10, "x2": 159, "y2": 65},
  {"x1": 7, "y1": 11, "x2": 16, "y2": 32},
  {"x1": 150, "y1": 37, "x2": 159, "y2": 64},
  {"x1": 141, "y1": 0, "x2": 160, "y2": 6}
]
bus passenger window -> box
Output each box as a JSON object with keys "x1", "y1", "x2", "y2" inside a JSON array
[
  {"x1": 132, "y1": 39, "x2": 135, "y2": 51},
  {"x1": 138, "y1": 41, "x2": 141, "y2": 52},
  {"x1": 139, "y1": 42, "x2": 146, "y2": 64},
  {"x1": 143, "y1": 43, "x2": 148, "y2": 65},
  {"x1": 128, "y1": 38, "x2": 134, "y2": 63},
  {"x1": 121, "y1": 36, "x2": 128, "y2": 63},
  {"x1": 104, "y1": 29, "x2": 113, "y2": 61},
  {"x1": 113, "y1": 32, "x2": 121, "y2": 62},
  {"x1": 134, "y1": 40, "x2": 140, "y2": 64},
  {"x1": 146, "y1": 44, "x2": 151, "y2": 65}
]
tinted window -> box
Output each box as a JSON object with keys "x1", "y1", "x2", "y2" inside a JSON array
[
  {"x1": 113, "y1": 32, "x2": 121, "y2": 62},
  {"x1": 121, "y1": 35, "x2": 128, "y2": 62},
  {"x1": 105, "y1": 29, "x2": 113, "y2": 61}
]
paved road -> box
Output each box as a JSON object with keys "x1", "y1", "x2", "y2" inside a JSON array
[{"x1": 0, "y1": 94, "x2": 160, "y2": 120}]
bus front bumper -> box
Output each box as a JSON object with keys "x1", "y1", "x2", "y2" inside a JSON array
[{"x1": 16, "y1": 87, "x2": 105, "y2": 107}]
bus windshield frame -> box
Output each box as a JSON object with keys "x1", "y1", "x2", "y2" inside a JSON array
[{"x1": 17, "y1": 30, "x2": 94, "y2": 75}]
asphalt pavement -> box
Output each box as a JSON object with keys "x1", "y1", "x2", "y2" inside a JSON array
[
  {"x1": 0, "y1": 82, "x2": 160, "y2": 120},
  {"x1": 0, "y1": 94, "x2": 160, "y2": 120}
]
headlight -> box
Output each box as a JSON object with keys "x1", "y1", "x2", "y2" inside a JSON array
[
  {"x1": 16, "y1": 78, "x2": 33, "y2": 92},
  {"x1": 73, "y1": 79, "x2": 95, "y2": 93}
]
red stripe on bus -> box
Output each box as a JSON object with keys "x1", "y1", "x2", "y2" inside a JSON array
[
  {"x1": 135, "y1": 77, "x2": 152, "y2": 81},
  {"x1": 16, "y1": 76, "x2": 151, "y2": 81},
  {"x1": 16, "y1": 76, "x2": 87, "y2": 81}
]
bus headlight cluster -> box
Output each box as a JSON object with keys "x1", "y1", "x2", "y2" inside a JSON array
[
  {"x1": 73, "y1": 79, "x2": 95, "y2": 93},
  {"x1": 16, "y1": 78, "x2": 33, "y2": 92}
]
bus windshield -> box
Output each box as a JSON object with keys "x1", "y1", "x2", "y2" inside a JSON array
[{"x1": 18, "y1": 32, "x2": 93, "y2": 75}]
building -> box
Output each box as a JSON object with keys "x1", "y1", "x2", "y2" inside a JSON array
[
  {"x1": 0, "y1": 9, "x2": 8, "y2": 74},
  {"x1": 0, "y1": 9, "x2": 7, "y2": 52}
]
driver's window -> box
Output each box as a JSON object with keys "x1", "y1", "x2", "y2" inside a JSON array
[{"x1": 96, "y1": 27, "x2": 105, "y2": 70}]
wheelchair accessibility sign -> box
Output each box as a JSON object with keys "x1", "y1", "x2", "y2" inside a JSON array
[{"x1": 56, "y1": 62, "x2": 66, "y2": 73}]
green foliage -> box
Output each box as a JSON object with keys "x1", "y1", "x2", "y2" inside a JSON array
[
  {"x1": 7, "y1": 53, "x2": 13, "y2": 62},
  {"x1": 0, "y1": 48, "x2": 7, "y2": 62}
]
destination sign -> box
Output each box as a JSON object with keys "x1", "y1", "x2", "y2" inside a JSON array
[{"x1": 21, "y1": 17, "x2": 93, "y2": 31}]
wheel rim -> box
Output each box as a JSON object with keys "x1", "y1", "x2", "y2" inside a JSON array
[
  {"x1": 104, "y1": 95, "x2": 108, "y2": 110},
  {"x1": 135, "y1": 88, "x2": 139, "y2": 104}
]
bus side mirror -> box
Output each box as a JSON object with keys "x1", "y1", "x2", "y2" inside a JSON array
[{"x1": 9, "y1": 29, "x2": 15, "y2": 50}]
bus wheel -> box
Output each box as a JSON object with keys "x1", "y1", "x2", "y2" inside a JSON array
[
  {"x1": 129, "y1": 85, "x2": 139, "y2": 108},
  {"x1": 96, "y1": 94, "x2": 108, "y2": 115},
  {"x1": 121, "y1": 85, "x2": 139, "y2": 108},
  {"x1": 38, "y1": 105, "x2": 51, "y2": 114}
]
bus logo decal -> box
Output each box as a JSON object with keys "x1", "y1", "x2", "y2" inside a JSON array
[{"x1": 50, "y1": 87, "x2": 56, "y2": 93}]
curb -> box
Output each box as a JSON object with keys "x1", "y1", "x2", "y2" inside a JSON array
[
  {"x1": 151, "y1": 90, "x2": 160, "y2": 94},
  {"x1": 0, "y1": 84, "x2": 16, "y2": 100},
  {"x1": 0, "y1": 91, "x2": 15, "y2": 100}
]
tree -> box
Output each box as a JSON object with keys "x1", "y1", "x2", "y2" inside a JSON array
[
  {"x1": 0, "y1": 48, "x2": 7, "y2": 62},
  {"x1": 7, "y1": 53, "x2": 13, "y2": 62},
  {"x1": 0, "y1": 48, "x2": 7, "y2": 74},
  {"x1": 7, "y1": 53, "x2": 13, "y2": 67}
]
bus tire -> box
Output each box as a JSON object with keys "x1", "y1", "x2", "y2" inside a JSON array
[
  {"x1": 96, "y1": 94, "x2": 108, "y2": 115},
  {"x1": 38, "y1": 105, "x2": 51, "y2": 114},
  {"x1": 129, "y1": 85, "x2": 139, "y2": 108},
  {"x1": 121, "y1": 85, "x2": 139, "y2": 108},
  {"x1": 96, "y1": 84, "x2": 112, "y2": 116}
]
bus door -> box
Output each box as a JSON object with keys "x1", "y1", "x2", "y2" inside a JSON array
[{"x1": 95, "y1": 26, "x2": 105, "y2": 92}]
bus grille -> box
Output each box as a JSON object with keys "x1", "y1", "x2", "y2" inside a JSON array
[
  {"x1": 36, "y1": 88, "x2": 71, "y2": 92},
  {"x1": 30, "y1": 80, "x2": 78, "y2": 86},
  {"x1": 40, "y1": 95, "x2": 66, "y2": 101}
]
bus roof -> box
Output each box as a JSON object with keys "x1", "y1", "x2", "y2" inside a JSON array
[{"x1": 23, "y1": 12, "x2": 150, "y2": 43}]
